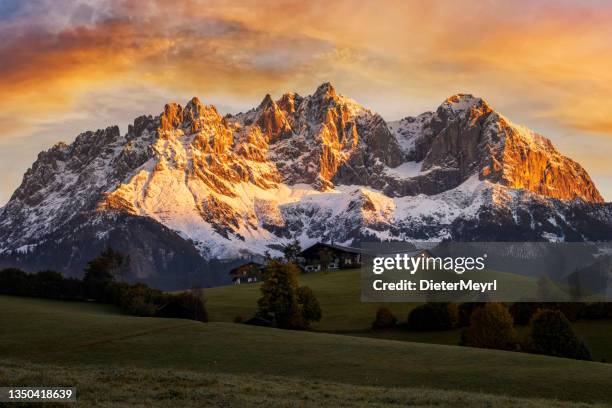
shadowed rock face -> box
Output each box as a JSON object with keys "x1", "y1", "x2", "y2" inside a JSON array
[{"x1": 0, "y1": 84, "x2": 609, "y2": 288}]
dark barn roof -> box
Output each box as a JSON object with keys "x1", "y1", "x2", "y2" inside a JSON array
[
  {"x1": 229, "y1": 261, "x2": 263, "y2": 276},
  {"x1": 299, "y1": 242, "x2": 432, "y2": 259},
  {"x1": 298, "y1": 242, "x2": 363, "y2": 258}
]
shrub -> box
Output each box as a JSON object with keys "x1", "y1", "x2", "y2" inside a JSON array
[
  {"x1": 125, "y1": 295, "x2": 157, "y2": 317},
  {"x1": 510, "y1": 302, "x2": 586, "y2": 325},
  {"x1": 0, "y1": 268, "x2": 84, "y2": 300},
  {"x1": 556, "y1": 302, "x2": 585, "y2": 322},
  {"x1": 257, "y1": 260, "x2": 300, "y2": 328},
  {"x1": 457, "y1": 302, "x2": 485, "y2": 327},
  {"x1": 257, "y1": 260, "x2": 322, "y2": 330},
  {"x1": 83, "y1": 247, "x2": 124, "y2": 301},
  {"x1": 447, "y1": 303, "x2": 460, "y2": 327},
  {"x1": 407, "y1": 303, "x2": 454, "y2": 331},
  {"x1": 295, "y1": 286, "x2": 322, "y2": 328},
  {"x1": 528, "y1": 309, "x2": 592, "y2": 361},
  {"x1": 461, "y1": 303, "x2": 516, "y2": 350},
  {"x1": 0, "y1": 268, "x2": 29, "y2": 296},
  {"x1": 154, "y1": 292, "x2": 208, "y2": 322},
  {"x1": 233, "y1": 315, "x2": 244, "y2": 323},
  {"x1": 372, "y1": 307, "x2": 397, "y2": 329},
  {"x1": 582, "y1": 302, "x2": 610, "y2": 320},
  {"x1": 509, "y1": 302, "x2": 543, "y2": 325}
]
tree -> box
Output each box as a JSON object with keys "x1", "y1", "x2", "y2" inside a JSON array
[
  {"x1": 509, "y1": 302, "x2": 543, "y2": 325},
  {"x1": 32, "y1": 270, "x2": 66, "y2": 298},
  {"x1": 407, "y1": 303, "x2": 455, "y2": 331},
  {"x1": 461, "y1": 303, "x2": 517, "y2": 350},
  {"x1": 256, "y1": 260, "x2": 322, "y2": 329},
  {"x1": 186, "y1": 286, "x2": 209, "y2": 322},
  {"x1": 83, "y1": 247, "x2": 124, "y2": 301},
  {"x1": 457, "y1": 302, "x2": 485, "y2": 327},
  {"x1": 283, "y1": 239, "x2": 302, "y2": 263},
  {"x1": 372, "y1": 307, "x2": 397, "y2": 329},
  {"x1": 0, "y1": 268, "x2": 29, "y2": 296},
  {"x1": 295, "y1": 286, "x2": 322, "y2": 328},
  {"x1": 528, "y1": 309, "x2": 592, "y2": 360},
  {"x1": 257, "y1": 260, "x2": 301, "y2": 328}
]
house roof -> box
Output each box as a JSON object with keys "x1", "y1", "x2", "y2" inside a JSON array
[
  {"x1": 299, "y1": 242, "x2": 431, "y2": 258},
  {"x1": 229, "y1": 261, "x2": 264, "y2": 275},
  {"x1": 298, "y1": 242, "x2": 364, "y2": 256}
]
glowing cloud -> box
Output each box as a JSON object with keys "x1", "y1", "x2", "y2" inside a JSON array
[{"x1": 1, "y1": 0, "x2": 612, "y2": 203}]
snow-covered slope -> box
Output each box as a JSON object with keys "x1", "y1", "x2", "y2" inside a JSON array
[{"x1": 1, "y1": 83, "x2": 610, "y2": 286}]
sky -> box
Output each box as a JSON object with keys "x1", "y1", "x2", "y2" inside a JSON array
[{"x1": 1, "y1": 0, "x2": 611, "y2": 204}]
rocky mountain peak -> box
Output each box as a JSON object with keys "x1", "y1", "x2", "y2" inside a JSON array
[
  {"x1": 1, "y1": 85, "x2": 609, "y2": 284},
  {"x1": 313, "y1": 81, "x2": 337, "y2": 100},
  {"x1": 159, "y1": 102, "x2": 184, "y2": 132},
  {"x1": 158, "y1": 98, "x2": 222, "y2": 134},
  {"x1": 253, "y1": 93, "x2": 292, "y2": 142},
  {"x1": 258, "y1": 93, "x2": 275, "y2": 110},
  {"x1": 277, "y1": 92, "x2": 303, "y2": 114}
]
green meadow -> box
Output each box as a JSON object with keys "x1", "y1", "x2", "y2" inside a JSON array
[
  {"x1": 205, "y1": 268, "x2": 612, "y2": 361},
  {"x1": 2, "y1": 295, "x2": 612, "y2": 407}
]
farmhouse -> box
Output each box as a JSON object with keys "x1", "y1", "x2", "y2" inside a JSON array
[
  {"x1": 229, "y1": 262, "x2": 264, "y2": 284},
  {"x1": 298, "y1": 243, "x2": 363, "y2": 272}
]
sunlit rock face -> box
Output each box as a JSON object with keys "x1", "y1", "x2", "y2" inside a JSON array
[
  {"x1": 394, "y1": 93, "x2": 603, "y2": 203},
  {"x1": 0, "y1": 84, "x2": 610, "y2": 287}
]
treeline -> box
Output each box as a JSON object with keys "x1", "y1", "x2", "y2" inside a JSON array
[
  {"x1": 372, "y1": 301, "x2": 611, "y2": 361},
  {"x1": 0, "y1": 248, "x2": 207, "y2": 322}
]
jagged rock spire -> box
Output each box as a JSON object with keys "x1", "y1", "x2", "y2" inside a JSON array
[{"x1": 313, "y1": 82, "x2": 337, "y2": 99}]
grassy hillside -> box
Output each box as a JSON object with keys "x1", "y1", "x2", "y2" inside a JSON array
[
  {"x1": 205, "y1": 267, "x2": 538, "y2": 330},
  {"x1": 206, "y1": 268, "x2": 408, "y2": 331},
  {"x1": 205, "y1": 268, "x2": 612, "y2": 362},
  {"x1": 2, "y1": 295, "x2": 612, "y2": 406},
  {"x1": 3, "y1": 359, "x2": 608, "y2": 408}
]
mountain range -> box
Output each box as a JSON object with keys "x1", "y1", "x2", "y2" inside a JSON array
[{"x1": 1, "y1": 83, "x2": 610, "y2": 288}]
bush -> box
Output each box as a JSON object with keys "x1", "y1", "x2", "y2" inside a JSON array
[
  {"x1": 83, "y1": 247, "x2": 124, "y2": 301},
  {"x1": 407, "y1": 303, "x2": 454, "y2": 331},
  {"x1": 510, "y1": 302, "x2": 587, "y2": 325},
  {"x1": 457, "y1": 302, "x2": 485, "y2": 327},
  {"x1": 257, "y1": 260, "x2": 301, "y2": 328},
  {"x1": 125, "y1": 295, "x2": 157, "y2": 317},
  {"x1": 0, "y1": 268, "x2": 30, "y2": 296},
  {"x1": 233, "y1": 315, "x2": 244, "y2": 323},
  {"x1": 372, "y1": 307, "x2": 397, "y2": 329},
  {"x1": 556, "y1": 302, "x2": 585, "y2": 322},
  {"x1": 528, "y1": 309, "x2": 592, "y2": 361},
  {"x1": 582, "y1": 302, "x2": 610, "y2": 320},
  {"x1": 154, "y1": 293, "x2": 208, "y2": 322},
  {"x1": 295, "y1": 286, "x2": 322, "y2": 329},
  {"x1": 0, "y1": 251, "x2": 209, "y2": 324},
  {"x1": 509, "y1": 302, "x2": 543, "y2": 325},
  {"x1": 257, "y1": 260, "x2": 321, "y2": 330},
  {"x1": 0, "y1": 268, "x2": 86, "y2": 300},
  {"x1": 461, "y1": 303, "x2": 516, "y2": 350},
  {"x1": 447, "y1": 303, "x2": 460, "y2": 327}
]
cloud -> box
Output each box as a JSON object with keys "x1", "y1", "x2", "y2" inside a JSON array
[{"x1": 1, "y1": 0, "x2": 612, "y2": 204}]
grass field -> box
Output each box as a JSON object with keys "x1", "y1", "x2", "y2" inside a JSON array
[
  {"x1": 205, "y1": 268, "x2": 414, "y2": 331},
  {"x1": 205, "y1": 268, "x2": 612, "y2": 362},
  {"x1": 3, "y1": 359, "x2": 609, "y2": 408},
  {"x1": 205, "y1": 267, "x2": 540, "y2": 330},
  {"x1": 2, "y1": 295, "x2": 612, "y2": 407}
]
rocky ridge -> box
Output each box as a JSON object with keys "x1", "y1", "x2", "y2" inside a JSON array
[{"x1": 0, "y1": 83, "x2": 609, "y2": 287}]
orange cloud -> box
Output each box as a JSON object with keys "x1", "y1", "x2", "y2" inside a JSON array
[{"x1": 1, "y1": 0, "x2": 612, "y2": 203}]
